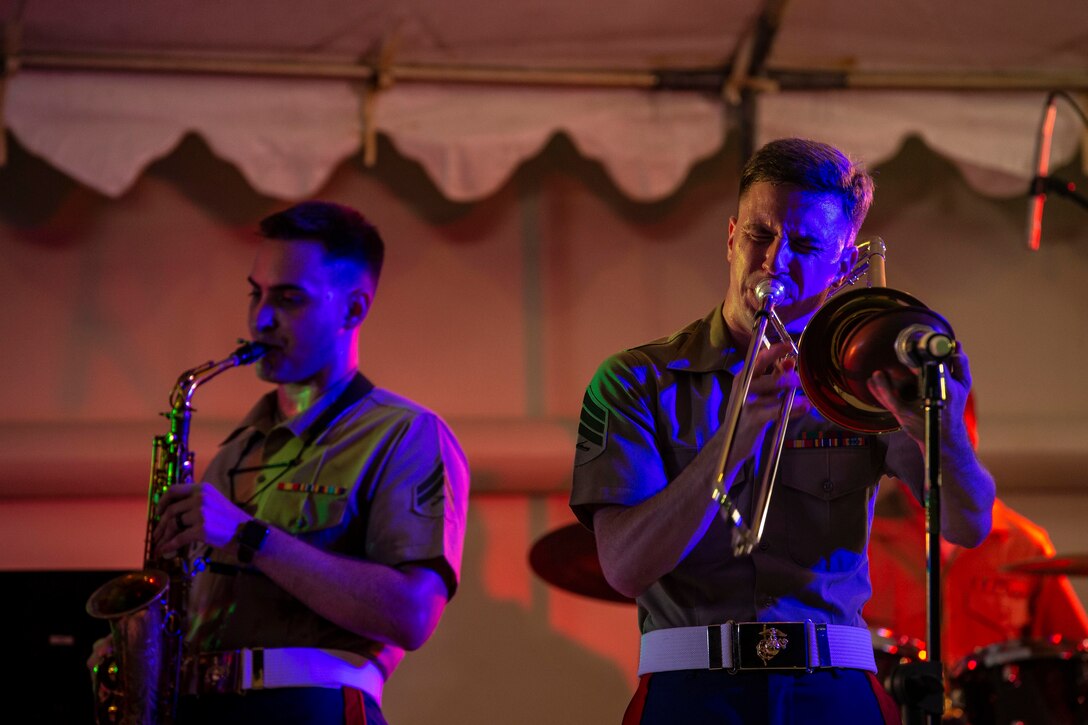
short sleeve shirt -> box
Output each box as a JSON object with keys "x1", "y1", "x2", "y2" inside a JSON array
[
  {"x1": 188, "y1": 377, "x2": 469, "y2": 679},
  {"x1": 570, "y1": 305, "x2": 922, "y2": 634}
]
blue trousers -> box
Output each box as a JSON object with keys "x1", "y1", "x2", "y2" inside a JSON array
[{"x1": 629, "y1": 669, "x2": 895, "y2": 725}]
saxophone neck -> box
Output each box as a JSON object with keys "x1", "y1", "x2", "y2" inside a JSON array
[{"x1": 170, "y1": 341, "x2": 269, "y2": 412}]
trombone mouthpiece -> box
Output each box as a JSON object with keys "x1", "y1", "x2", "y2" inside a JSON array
[{"x1": 755, "y1": 279, "x2": 786, "y2": 307}]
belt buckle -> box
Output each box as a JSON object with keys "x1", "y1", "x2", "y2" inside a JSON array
[
  {"x1": 194, "y1": 650, "x2": 245, "y2": 695},
  {"x1": 733, "y1": 622, "x2": 809, "y2": 671}
]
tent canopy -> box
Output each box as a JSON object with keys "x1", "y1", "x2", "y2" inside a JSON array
[{"x1": 2, "y1": 0, "x2": 1086, "y2": 202}]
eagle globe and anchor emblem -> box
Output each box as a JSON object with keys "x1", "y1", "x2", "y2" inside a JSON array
[{"x1": 756, "y1": 624, "x2": 789, "y2": 664}]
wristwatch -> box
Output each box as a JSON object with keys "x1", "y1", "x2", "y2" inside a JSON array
[{"x1": 236, "y1": 519, "x2": 270, "y2": 564}]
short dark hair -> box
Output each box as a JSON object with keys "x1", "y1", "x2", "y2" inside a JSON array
[
  {"x1": 259, "y1": 201, "x2": 385, "y2": 285},
  {"x1": 740, "y1": 138, "x2": 874, "y2": 236}
]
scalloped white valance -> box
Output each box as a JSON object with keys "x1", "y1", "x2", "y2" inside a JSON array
[{"x1": 2, "y1": 0, "x2": 1085, "y2": 202}]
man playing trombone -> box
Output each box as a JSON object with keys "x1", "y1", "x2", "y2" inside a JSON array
[{"x1": 570, "y1": 138, "x2": 995, "y2": 724}]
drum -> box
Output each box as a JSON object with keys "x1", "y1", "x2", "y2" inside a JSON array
[
  {"x1": 871, "y1": 628, "x2": 927, "y2": 706},
  {"x1": 949, "y1": 638, "x2": 1088, "y2": 725}
]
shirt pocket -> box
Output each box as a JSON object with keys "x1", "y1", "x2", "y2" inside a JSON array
[
  {"x1": 256, "y1": 453, "x2": 352, "y2": 534},
  {"x1": 662, "y1": 444, "x2": 699, "y2": 482},
  {"x1": 776, "y1": 447, "x2": 876, "y2": 570}
]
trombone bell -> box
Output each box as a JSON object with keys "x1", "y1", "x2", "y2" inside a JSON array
[{"x1": 797, "y1": 287, "x2": 955, "y2": 433}]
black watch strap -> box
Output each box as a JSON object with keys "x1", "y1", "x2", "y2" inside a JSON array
[{"x1": 237, "y1": 519, "x2": 270, "y2": 564}]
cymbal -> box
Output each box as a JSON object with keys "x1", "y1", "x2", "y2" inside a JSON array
[
  {"x1": 1002, "y1": 554, "x2": 1088, "y2": 577},
  {"x1": 528, "y1": 523, "x2": 634, "y2": 604}
]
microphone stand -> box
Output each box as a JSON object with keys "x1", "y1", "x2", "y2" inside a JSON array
[
  {"x1": 1031, "y1": 175, "x2": 1088, "y2": 213},
  {"x1": 892, "y1": 358, "x2": 950, "y2": 725}
]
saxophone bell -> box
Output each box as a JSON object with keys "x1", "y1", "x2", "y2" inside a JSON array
[{"x1": 87, "y1": 571, "x2": 173, "y2": 725}]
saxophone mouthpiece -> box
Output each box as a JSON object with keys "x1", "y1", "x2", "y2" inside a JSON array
[{"x1": 232, "y1": 341, "x2": 269, "y2": 366}]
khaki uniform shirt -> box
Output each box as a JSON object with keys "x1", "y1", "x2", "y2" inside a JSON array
[
  {"x1": 188, "y1": 375, "x2": 469, "y2": 679},
  {"x1": 571, "y1": 305, "x2": 923, "y2": 634}
]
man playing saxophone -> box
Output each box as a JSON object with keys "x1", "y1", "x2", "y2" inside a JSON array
[
  {"x1": 570, "y1": 138, "x2": 996, "y2": 723},
  {"x1": 91, "y1": 201, "x2": 469, "y2": 725}
]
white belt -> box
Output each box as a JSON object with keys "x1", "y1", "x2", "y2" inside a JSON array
[
  {"x1": 189, "y1": 647, "x2": 385, "y2": 705},
  {"x1": 638, "y1": 621, "x2": 877, "y2": 676}
]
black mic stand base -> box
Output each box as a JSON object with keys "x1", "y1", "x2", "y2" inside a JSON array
[{"x1": 890, "y1": 660, "x2": 945, "y2": 725}]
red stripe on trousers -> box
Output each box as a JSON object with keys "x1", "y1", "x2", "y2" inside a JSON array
[
  {"x1": 343, "y1": 687, "x2": 368, "y2": 725},
  {"x1": 866, "y1": 671, "x2": 902, "y2": 725},
  {"x1": 622, "y1": 674, "x2": 653, "y2": 725}
]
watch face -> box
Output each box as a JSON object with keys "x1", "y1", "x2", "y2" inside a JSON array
[
  {"x1": 238, "y1": 520, "x2": 269, "y2": 563},
  {"x1": 243, "y1": 520, "x2": 270, "y2": 547}
]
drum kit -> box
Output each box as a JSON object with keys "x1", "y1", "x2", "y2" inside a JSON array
[{"x1": 529, "y1": 527, "x2": 1088, "y2": 724}]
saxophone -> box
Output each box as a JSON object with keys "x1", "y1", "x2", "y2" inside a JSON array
[{"x1": 86, "y1": 341, "x2": 267, "y2": 725}]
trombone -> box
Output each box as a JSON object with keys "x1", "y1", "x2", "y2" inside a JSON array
[{"x1": 710, "y1": 238, "x2": 953, "y2": 555}]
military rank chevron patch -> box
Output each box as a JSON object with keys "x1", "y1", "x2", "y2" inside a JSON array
[
  {"x1": 413, "y1": 461, "x2": 446, "y2": 517},
  {"x1": 574, "y1": 388, "x2": 609, "y2": 465}
]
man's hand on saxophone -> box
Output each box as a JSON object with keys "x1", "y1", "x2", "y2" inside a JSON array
[
  {"x1": 86, "y1": 635, "x2": 112, "y2": 672},
  {"x1": 152, "y1": 482, "x2": 254, "y2": 560}
]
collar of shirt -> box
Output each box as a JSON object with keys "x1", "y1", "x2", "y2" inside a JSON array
[
  {"x1": 989, "y1": 499, "x2": 1025, "y2": 542},
  {"x1": 219, "y1": 372, "x2": 359, "y2": 451},
  {"x1": 665, "y1": 303, "x2": 745, "y2": 374}
]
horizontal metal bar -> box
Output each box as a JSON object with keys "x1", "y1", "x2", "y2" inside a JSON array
[{"x1": 12, "y1": 50, "x2": 1085, "y2": 93}]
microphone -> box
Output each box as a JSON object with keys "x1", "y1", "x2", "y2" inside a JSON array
[
  {"x1": 1027, "y1": 93, "x2": 1058, "y2": 251},
  {"x1": 895, "y1": 324, "x2": 955, "y2": 369}
]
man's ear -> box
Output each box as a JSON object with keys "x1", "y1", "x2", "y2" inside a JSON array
[
  {"x1": 834, "y1": 241, "x2": 860, "y2": 288},
  {"x1": 726, "y1": 216, "x2": 738, "y2": 262},
  {"x1": 345, "y1": 288, "x2": 372, "y2": 329}
]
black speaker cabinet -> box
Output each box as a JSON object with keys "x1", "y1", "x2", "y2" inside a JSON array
[{"x1": 0, "y1": 570, "x2": 125, "y2": 724}]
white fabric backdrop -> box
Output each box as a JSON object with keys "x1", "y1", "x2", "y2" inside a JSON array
[{"x1": 3, "y1": 0, "x2": 1085, "y2": 201}]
